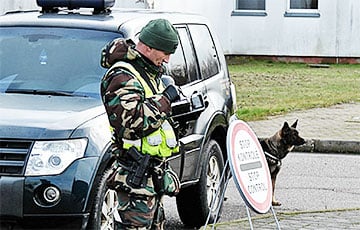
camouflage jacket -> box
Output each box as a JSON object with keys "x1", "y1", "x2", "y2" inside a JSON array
[{"x1": 100, "y1": 38, "x2": 172, "y2": 143}]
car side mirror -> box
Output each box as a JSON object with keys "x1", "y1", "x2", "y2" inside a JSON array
[
  {"x1": 190, "y1": 92, "x2": 205, "y2": 110},
  {"x1": 161, "y1": 75, "x2": 207, "y2": 121},
  {"x1": 171, "y1": 91, "x2": 206, "y2": 122}
]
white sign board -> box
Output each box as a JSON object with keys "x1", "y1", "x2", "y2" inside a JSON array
[{"x1": 227, "y1": 120, "x2": 272, "y2": 214}]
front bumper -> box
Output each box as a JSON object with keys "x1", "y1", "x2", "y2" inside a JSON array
[
  {"x1": 0, "y1": 176, "x2": 23, "y2": 217},
  {"x1": 0, "y1": 157, "x2": 98, "y2": 229}
]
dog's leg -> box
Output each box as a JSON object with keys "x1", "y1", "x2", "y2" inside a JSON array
[{"x1": 271, "y1": 176, "x2": 281, "y2": 206}]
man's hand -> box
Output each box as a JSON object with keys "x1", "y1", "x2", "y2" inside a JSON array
[{"x1": 163, "y1": 85, "x2": 180, "y2": 103}]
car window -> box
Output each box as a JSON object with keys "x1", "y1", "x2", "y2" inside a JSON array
[
  {"x1": 167, "y1": 26, "x2": 199, "y2": 86},
  {"x1": 0, "y1": 27, "x2": 119, "y2": 98},
  {"x1": 188, "y1": 24, "x2": 220, "y2": 79}
]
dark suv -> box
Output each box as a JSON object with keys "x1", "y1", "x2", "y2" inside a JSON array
[{"x1": 0, "y1": 0, "x2": 236, "y2": 229}]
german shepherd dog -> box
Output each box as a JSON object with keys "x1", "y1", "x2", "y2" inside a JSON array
[{"x1": 260, "y1": 120, "x2": 305, "y2": 206}]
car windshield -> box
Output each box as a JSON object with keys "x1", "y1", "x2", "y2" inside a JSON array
[{"x1": 0, "y1": 27, "x2": 120, "y2": 98}]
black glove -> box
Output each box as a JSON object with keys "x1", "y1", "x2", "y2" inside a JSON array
[{"x1": 163, "y1": 85, "x2": 180, "y2": 103}]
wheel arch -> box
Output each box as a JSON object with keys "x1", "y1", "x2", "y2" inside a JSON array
[
  {"x1": 197, "y1": 111, "x2": 229, "y2": 179},
  {"x1": 84, "y1": 141, "x2": 114, "y2": 213}
]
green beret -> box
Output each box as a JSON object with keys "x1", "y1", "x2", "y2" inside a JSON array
[{"x1": 139, "y1": 19, "x2": 179, "y2": 54}]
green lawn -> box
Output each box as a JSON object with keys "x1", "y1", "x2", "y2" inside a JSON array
[{"x1": 228, "y1": 59, "x2": 360, "y2": 121}]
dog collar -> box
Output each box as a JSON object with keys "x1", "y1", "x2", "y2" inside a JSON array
[{"x1": 264, "y1": 151, "x2": 280, "y2": 162}]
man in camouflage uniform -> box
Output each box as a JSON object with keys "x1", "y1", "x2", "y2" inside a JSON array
[{"x1": 100, "y1": 19, "x2": 181, "y2": 229}]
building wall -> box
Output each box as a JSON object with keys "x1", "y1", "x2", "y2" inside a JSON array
[
  {"x1": 2, "y1": 0, "x2": 360, "y2": 61},
  {"x1": 0, "y1": 0, "x2": 38, "y2": 13},
  {"x1": 156, "y1": 0, "x2": 360, "y2": 61}
]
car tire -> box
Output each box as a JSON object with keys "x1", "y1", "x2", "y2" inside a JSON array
[
  {"x1": 87, "y1": 168, "x2": 118, "y2": 230},
  {"x1": 176, "y1": 139, "x2": 225, "y2": 227}
]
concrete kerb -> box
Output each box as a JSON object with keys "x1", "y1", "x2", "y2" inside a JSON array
[
  {"x1": 294, "y1": 139, "x2": 360, "y2": 154},
  {"x1": 258, "y1": 137, "x2": 360, "y2": 154},
  {"x1": 205, "y1": 207, "x2": 360, "y2": 229}
]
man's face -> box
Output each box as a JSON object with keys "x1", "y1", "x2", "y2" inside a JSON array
[{"x1": 147, "y1": 48, "x2": 171, "y2": 67}]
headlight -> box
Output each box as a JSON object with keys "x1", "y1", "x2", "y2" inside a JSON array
[{"x1": 25, "y1": 138, "x2": 88, "y2": 176}]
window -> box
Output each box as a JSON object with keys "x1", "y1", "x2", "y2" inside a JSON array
[
  {"x1": 0, "y1": 27, "x2": 119, "y2": 97},
  {"x1": 167, "y1": 27, "x2": 199, "y2": 86},
  {"x1": 290, "y1": 0, "x2": 318, "y2": 9},
  {"x1": 167, "y1": 24, "x2": 220, "y2": 84},
  {"x1": 188, "y1": 25, "x2": 220, "y2": 80},
  {"x1": 285, "y1": 0, "x2": 319, "y2": 17},
  {"x1": 236, "y1": 0, "x2": 265, "y2": 10},
  {"x1": 232, "y1": 0, "x2": 266, "y2": 16}
]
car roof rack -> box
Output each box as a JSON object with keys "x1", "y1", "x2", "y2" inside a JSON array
[{"x1": 36, "y1": 0, "x2": 115, "y2": 14}]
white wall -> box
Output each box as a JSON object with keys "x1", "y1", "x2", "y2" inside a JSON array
[
  {"x1": 155, "y1": 0, "x2": 232, "y2": 55},
  {"x1": 2, "y1": 0, "x2": 360, "y2": 59},
  {"x1": 156, "y1": 0, "x2": 360, "y2": 58},
  {"x1": 0, "y1": 0, "x2": 38, "y2": 13}
]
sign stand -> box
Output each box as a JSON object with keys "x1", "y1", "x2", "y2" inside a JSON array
[
  {"x1": 271, "y1": 206, "x2": 281, "y2": 229},
  {"x1": 245, "y1": 205, "x2": 254, "y2": 229},
  {"x1": 203, "y1": 119, "x2": 281, "y2": 229},
  {"x1": 243, "y1": 201, "x2": 281, "y2": 230},
  {"x1": 203, "y1": 160, "x2": 281, "y2": 230}
]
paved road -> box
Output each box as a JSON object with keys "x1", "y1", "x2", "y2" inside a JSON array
[
  {"x1": 164, "y1": 103, "x2": 360, "y2": 229},
  {"x1": 164, "y1": 152, "x2": 360, "y2": 229}
]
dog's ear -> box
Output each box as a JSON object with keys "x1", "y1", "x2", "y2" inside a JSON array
[
  {"x1": 291, "y1": 119, "x2": 298, "y2": 128},
  {"x1": 281, "y1": 122, "x2": 290, "y2": 133}
]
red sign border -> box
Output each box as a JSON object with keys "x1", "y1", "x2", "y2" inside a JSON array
[{"x1": 227, "y1": 120, "x2": 272, "y2": 213}]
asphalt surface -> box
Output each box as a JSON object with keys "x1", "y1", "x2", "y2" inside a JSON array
[{"x1": 203, "y1": 102, "x2": 360, "y2": 229}]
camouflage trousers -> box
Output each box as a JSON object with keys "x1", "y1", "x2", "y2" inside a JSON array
[
  {"x1": 112, "y1": 163, "x2": 180, "y2": 229},
  {"x1": 115, "y1": 189, "x2": 164, "y2": 230}
]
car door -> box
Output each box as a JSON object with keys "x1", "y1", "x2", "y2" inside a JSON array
[{"x1": 167, "y1": 25, "x2": 207, "y2": 182}]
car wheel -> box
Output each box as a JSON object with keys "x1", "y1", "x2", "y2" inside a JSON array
[
  {"x1": 87, "y1": 168, "x2": 118, "y2": 230},
  {"x1": 176, "y1": 139, "x2": 225, "y2": 227}
]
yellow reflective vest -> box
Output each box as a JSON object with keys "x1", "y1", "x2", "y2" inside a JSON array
[{"x1": 106, "y1": 61, "x2": 179, "y2": 157}]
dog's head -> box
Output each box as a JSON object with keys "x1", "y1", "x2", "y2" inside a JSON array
[
  {"x1": 280, "y1": 119, "x2": 306, "y2": 148},
  {"x1": 263, "y1": 119, "x2": 306, "y2": 160}
]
